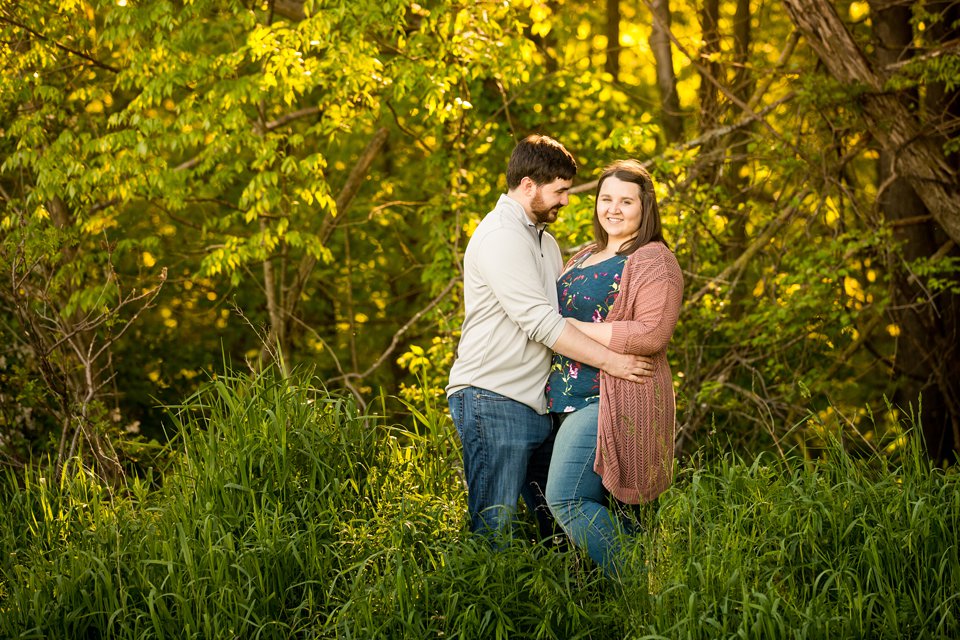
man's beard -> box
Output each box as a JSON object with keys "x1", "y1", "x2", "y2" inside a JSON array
[{"x1": 530, "y1": 191, "x2": 560, "y2": 224}]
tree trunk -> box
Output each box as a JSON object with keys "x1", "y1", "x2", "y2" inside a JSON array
[
  {"x1": 723, "y1": 0, "x2": 754, "y2": 312},
  {"x1": 871, "y1": 0, "x2": 960, "y2": 462},
  {"x1": 788, "y1": 0, "x2": 960, "y2": 461},
  {"x1": 606, "y1": 0, "x2": 620, "y2": 80},
  {"x1": 781, "y1": 0, "x2": 960, "y2": 247},
  {"x1": 648, "y1": 0, "x2": 683, "y2": 142},
  {"x1": 922, "y1": 0, "x2": 960, "y2": 462},
  {"x1": 697, "y1": 0, "x2": 722, "y2": 183},
  {"x1": 732, "y1": 0, "x2": 752, "y2": 99}
]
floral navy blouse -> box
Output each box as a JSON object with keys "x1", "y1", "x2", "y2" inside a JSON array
[{"x1": 545, "y1": 252, "x2": 628, "y2": 413}]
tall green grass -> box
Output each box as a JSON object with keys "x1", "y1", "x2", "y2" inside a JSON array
[{"x1": 1, "y1": 368, "x2": 957, "y2": 638}]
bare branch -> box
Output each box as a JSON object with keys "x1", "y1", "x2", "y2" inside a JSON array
[
  {"x1": 883, "y1": 37, "x2": 960, "y2": 73},
  {"x1": 570, "y1": 94, "x2": 796, "y2": 195},
  {"x1": 280, "y1": 312, "x2": 368, "y2": 411},
  {"x1": 888, "y1": 214, "x2": 934, "y2": 227},
  {"x1": 386, "y1": 102, "x2": 433, "y2": 153},
  {"x1": 686, "y1": 188, "x2": 811, "y2": 307},
  {"x1": 89, "y1": 268, "x2": 168, "y2": 363},
  {"x1": 264, "y1": 106, "x2": 321, "y2": 131},
  {"x1": 0, "y1": 12, "x2": 120, "y2": 73},
  {"x1": 332, "y1": 275, "x2": 459, "y2": 383}
]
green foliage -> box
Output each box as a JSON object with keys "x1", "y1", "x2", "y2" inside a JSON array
[
  {"x1": 0, "y1": 369, "x2": 957, "y2": 637},
  {"x1": 3, "y1": 0, "x2": 958, "y2": 467},
  {"x1": 908, "y1": 255, "x2": 960, "y2": 296},
  {"x1": 2, "y1": 0, "x2": 958, "y2": 632},
  {"x1": 0, "y1": 367, "x2": 461, "y2": 637},
  {"x1": 644, "y1": 440, "x2": 960, "y2": 637}
]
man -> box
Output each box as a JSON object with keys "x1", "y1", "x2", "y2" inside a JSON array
[{"x1": 446, "y1": 134, "x2": 653, "y2": 540}]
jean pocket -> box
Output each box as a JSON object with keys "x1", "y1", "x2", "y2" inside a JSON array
[
  {"x1": 475, "y1": 389, "x2": 513, "y2": 403},
  {"x1": 448, "y1": 391, "x2": 464, "y2": 436}
]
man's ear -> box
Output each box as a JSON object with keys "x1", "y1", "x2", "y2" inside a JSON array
[{"x1": 519, "y1": 176, "x2": 537, "y2": 197}]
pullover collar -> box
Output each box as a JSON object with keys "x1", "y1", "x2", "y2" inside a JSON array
[
  {"x1": 497, "y1": 193, "x2": 547, "y2": 233},
  {"x1": 497, "y1": 194, "x2": 547, "y2": 255}
]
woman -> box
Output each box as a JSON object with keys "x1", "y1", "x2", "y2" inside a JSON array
[{"x1": 544, "y1": 159, "x2": 683, "y2": 578}]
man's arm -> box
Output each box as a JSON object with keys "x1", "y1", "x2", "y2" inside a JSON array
[
  {"x1": 475, "y1": 229, "x2": 652, "y2": 381},
  {"x1": 551, "y1": 321, "x2": 653, "y2": 382}
]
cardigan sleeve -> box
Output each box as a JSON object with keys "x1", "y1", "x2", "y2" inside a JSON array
[{"x1": 607, "y1": 250, "x2": 683, "y2": 356}]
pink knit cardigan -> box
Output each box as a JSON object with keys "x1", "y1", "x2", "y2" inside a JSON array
[{"x1": 567, "y1": 241, "x2": 684, "y2": 504}]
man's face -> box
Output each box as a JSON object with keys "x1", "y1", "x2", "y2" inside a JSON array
[{"x1": 529, "y1": 178, "x2": 572, "y2": 224}]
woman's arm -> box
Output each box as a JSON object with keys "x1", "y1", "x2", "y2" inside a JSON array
[
  {"x1": 566, "y1": 318, "x2": 614, "y2": 347},
  {"x1": 551, "y1": 321, "x2": 653, "y2": 380},
  {"x1": 607, "y1": 253, "x2": 684, "y2": 356}
]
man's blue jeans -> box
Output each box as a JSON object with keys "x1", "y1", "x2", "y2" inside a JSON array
[
  {"x1": 545, "y1": 402, "x2": 626, "y2": 578},
  {"x1": 447, "y1": 386, "x2": 556, "y2": 540}
]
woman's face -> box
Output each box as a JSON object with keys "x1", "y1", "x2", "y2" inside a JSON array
[{"x1": 597, "y1": 176, "x2": 642, "y2": 246}]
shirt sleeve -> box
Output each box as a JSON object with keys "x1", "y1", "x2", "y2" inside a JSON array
[
  {"x1": 475, "y1": 228, "x2": 566, "y2": 347},
  {"x1": 608, "y1": 252, "x2": 684, "y2": 356}
]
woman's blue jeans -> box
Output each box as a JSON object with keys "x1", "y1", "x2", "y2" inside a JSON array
[
  {"x1": 546, "y1": 402, "x2": 626, "y2": 578},
  {"x1": 447, "y1": 387, "x2": 556, "y2": 542}
]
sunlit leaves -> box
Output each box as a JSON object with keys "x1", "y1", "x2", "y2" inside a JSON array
[{"x1": 5, "y1": 0, "x2": 948, "y2": 462}]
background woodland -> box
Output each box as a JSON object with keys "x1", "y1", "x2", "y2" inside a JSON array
[
  {"x1": 2, "y1": 0, "x2": 959, "y2": 478},
  {"x1": 2, "y1": 2, "x2": 960, "y2": 637}
]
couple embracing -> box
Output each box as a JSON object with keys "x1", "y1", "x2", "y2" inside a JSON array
[{"x1": 446, "y1": 134, "x2": 684, "y2": 579}]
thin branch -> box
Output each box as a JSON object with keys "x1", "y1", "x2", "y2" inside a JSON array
[
  {"x1": 330, "y1": 275, "x2": 459, "y2": 383},
  {"x1": 172, "y1": 105, "x2": 322, "y2": 173},
  {"x1": 386, "y1": 102, "x2": 433, "y2": 153},
  {"x1": 746, "y1": 31, "x2": 800, "y2": 112},
  {"x1": 284, "y1": 127, "x2": 390, "y2": 317},
  {"x1": 883, "y1": 38, "x2": 960, "y2": 72},
  {"x1": 0, "y1": 12, "x2": 120, "y2": 73},
  {"x1": 821, "y1": 312, "x2": 885, "y2": 381},
  {"x1": 88, "y1": 198, "x2": 120, "y2": 215},
  {"x1": 281, "y1": 312, "x2": 368, "y2": 411},
  {"x1": 367, "y1": 200, "x2": 429, "y2": 217},
  {"x1": 888, "y1": 214, "x2": 934, "y2": 227},
  {"x1": 174, "y1": 156, "x2": 202, "y2": 172},
  {"x1": 570, "y1": 93, "x2": 796, "y2": 195},
  {"x1": 642, "y1": 0, "x2": 788, "y2": 143},
  {"x1": 686, "y1": 188, "x2": 811, "y2": 307},
  {"x1": 264, "y1": 105, "x2": 321, "y2": 131},
  {"x1": 720, "y1": 380, "x2": 787, "y2": 462},
  {"x1": 322, "y1": 127, "x2": 390, "y2": 243},
  {"x1": 89, "y1": 268, "x2": 168, "y2": 363}
]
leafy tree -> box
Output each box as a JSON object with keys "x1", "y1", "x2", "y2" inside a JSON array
[
  {"x1": 1, "y1": 0, "x2": 957, "y2": 473},
  {"x1": 782, "y1": 0, "x2": 960, "y2": 461}
]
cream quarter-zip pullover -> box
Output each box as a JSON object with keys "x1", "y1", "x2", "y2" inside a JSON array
[{"x1": 447, "y1": 194, "x2": 567, "y2": 414}]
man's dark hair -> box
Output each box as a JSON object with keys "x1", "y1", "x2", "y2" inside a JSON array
[{"x1": 506, "y1": 134, "x2": 577, "y2": 189}]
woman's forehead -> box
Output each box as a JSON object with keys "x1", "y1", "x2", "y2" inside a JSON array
[{"x1": 600, "y1": 177, "x2": 640, "y2": 196}]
